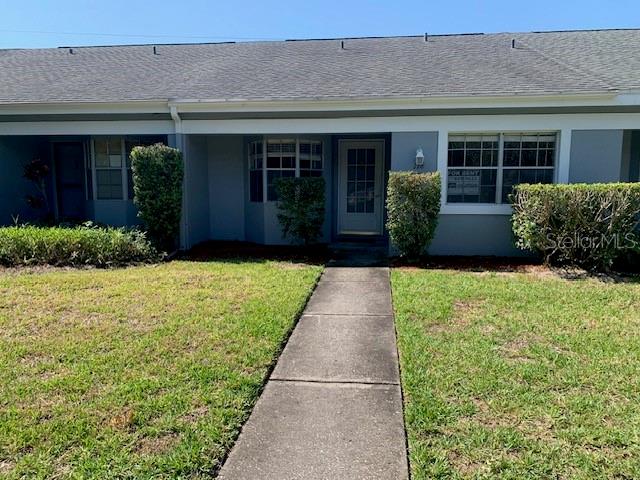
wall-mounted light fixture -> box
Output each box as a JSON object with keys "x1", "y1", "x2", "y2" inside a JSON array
[{"x1": 415, "y1": 147, "x2": 425, "y2": 168}]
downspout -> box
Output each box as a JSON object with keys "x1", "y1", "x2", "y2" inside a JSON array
[{"x1": 171, "y1": 105, "x2": 189, "y2": 249}]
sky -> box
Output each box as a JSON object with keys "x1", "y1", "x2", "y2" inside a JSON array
[{"x1": 0, "y1": 0, "x2": 638, "y2": 49}]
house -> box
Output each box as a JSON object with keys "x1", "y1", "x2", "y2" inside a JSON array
[{"x1": 1, "y1": 29, "x2": 639, "y2": 256}]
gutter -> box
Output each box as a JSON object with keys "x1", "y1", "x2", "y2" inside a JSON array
[{"x1": 171, "y1": 105, "x2": 189, "y2": 250}]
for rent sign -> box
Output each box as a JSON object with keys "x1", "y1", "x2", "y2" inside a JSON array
[{"x1": 448, "y1": 169, "x2": 481, "y2": 195}]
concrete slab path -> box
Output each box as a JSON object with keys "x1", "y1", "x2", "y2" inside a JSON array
[{"x1": 217, "y1": 264, "x2": 409, "y2": 480}]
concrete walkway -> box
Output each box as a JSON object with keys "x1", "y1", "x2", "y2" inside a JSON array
[{"x1": 217, "y1": 263, "x2": 408, "y2": 479}]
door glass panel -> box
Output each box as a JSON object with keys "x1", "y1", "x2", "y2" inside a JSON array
[{"x1": 346, "y1": 148, "x2": 376, "y2": 213}]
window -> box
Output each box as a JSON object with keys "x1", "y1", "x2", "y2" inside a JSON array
[
  {"x1": 299, "y1": 141, "x2": 323, "y2": 177},
  {"x1": 501, "y1": 134, "x2": 556, "y2": 203},
  {"x1": 266, "y1": 139, "x2": 296, "y2": 201},
  {"x1": 447, "y1": 135, "x2": 499, "y2": 203},
  {"x1": 447, "y1": 133, "x2": 556, "y2": 204},
  {"x1": 249, "y1": 138, "x2": 324, "y2": 202},
  {"x1": 94, "y1": 137, "x2": 124, "y2": 200},
  {"x1": 92, "y1": 136, "x2": 165, "y2": 201}
]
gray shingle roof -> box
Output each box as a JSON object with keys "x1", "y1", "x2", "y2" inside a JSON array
[{"x1": 0, "y1": 29, "x2": 638, "y2": 105}]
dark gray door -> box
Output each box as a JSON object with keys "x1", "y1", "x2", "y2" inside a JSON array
[{"x1": 54, "y1": 142, "x2": 85, "y2": 221}]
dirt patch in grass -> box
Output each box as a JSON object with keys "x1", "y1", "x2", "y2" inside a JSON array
[
  {"x1": 426, "y1": 299, "x2": 486, "y2": 334},
  {"x1": 0, "y1": 460, "x2": 15, "y2": 474},
  {"x1": 498, "y1": 335, "x2": 544, "y2": 362},
  {"x1": 136, "y1": 434, "x2": 179, "y2": 455},
  {"x1": 107, "y1": 409, "x2": 136, "y2": 431},
  {"x1": 180, "y1": 405, "x2": 209, "y2": 424},
  {"x1": 447, "y1": 450, "x2": 488, "y2": 477}
]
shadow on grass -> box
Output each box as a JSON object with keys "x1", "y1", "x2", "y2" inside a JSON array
[{"x1": 179, "y1": 241, "x2": 330, "y2": 266}]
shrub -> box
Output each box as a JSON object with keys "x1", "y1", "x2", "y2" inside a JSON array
[
  {"x1": 386, "y1": 171, "x2": 441, "y2": 258},
  {"x1": 274, "y1": 177, "x2": 326, "y2": 245},
  {"x1": 0, "y1": 224, "x2": 158, "y2": 267},
  {"x1": 511, "y1": 183, "x2": 640, "y2": 270},
  {"x1": 130, "y1": 144, "x2": 183, "y2": 251}
]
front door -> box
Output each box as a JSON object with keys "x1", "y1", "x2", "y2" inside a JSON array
[
  {"x1": 337, "y1": 140, "x2": 385, "y2": 236},
  {"x1": 54, "y1": 142, "x2": 85, "y2": 221}
]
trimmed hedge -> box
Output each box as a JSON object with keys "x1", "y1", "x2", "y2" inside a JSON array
[
  {"x1": 511, "y1": 183, "x2": 640, "y2": 270},
  {"x1": 386, "y1": 171, "x2": 441, "y2": 258},
  {"x1": 0, "y1": 225, "x2": 158, "y2": 267},
  {"x1": 130, "y1": 144, "x2": 183, "y2": 251},
  {"x1": 274, "y1": 177, "x2": 326, "y2": 245}
]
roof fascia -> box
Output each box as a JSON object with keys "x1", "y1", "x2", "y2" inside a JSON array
[
  {"x1": 0, "y1": 100, "x2": 170, "y2": 115},
  {"x1": 169, "y1": 92, "x2": 637, "y2": 113}
]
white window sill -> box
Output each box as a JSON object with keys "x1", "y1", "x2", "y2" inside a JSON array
[{"x1": 440, "y1": 203, "x2": 513, "y2": 215}]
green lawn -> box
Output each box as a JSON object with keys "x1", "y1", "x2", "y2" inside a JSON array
[
  {"x1": 0, "y1": 260, "x2": 321, "y2": 479},
  {"x1": 392, "y1": 268, "x2": 640, "y2": 479}
]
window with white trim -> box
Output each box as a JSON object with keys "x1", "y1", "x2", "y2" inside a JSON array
[
  {"x1": 447, "y1": 133, "x2": 556, "y2": 204},
  {"x1": 266, "y1": 139, "x2": 296, "y2": 201},
  {"x1": 93, "y1": 137, "x2": 125, "y2": 200},
  {"x1": 249, "y1": 138, "x2": 324, "y2": 202},
  {"x1": 91, "y1": 136, "x2": 165, "y2": 201},
  {"x1": 299, "y1": 141, "x2": 323, "y2": 177}
]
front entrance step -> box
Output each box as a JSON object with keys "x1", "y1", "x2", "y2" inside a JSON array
[{"x1": 329, "y1": 243, "x2": 389, "y2": 267}]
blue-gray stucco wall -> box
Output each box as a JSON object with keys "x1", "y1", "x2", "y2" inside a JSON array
[
  {"x1": 208, "y1": 135, "x2": 245, "y2": 241},
  {"x1": 184, "y1": 135, "x2": 211, "y2": 246},
  {"x1": 391, "y1": 132, "x2": 438, "y2": 172},
  {"x1": 569, "y1": 130, "x2": 625, "y2": 183},
  {"x1": 429, "y1": 214, "x2": 521, "y2": 256}
]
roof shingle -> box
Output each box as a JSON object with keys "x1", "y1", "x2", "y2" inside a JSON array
[{"x1": 0, "y1": 29, "x2": 638, "y2": 104}]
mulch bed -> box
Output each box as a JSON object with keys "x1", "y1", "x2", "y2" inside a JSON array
[
  {"x1": 390, "y1": 255, "x2": 542, "y2": 272},
  {"x1": 182, "y1": 241, "x2": 330, "y2": 265}
]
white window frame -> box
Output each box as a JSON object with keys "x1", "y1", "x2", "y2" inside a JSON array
[
  {"x1": 248, "y1": 136, "x2": 324, "y2": 203},
  {"x1": 91, "y1": 136, "x2": 127, "y2": 201},
  {"x1": 445, "y1": 131, "x2": 558, "y2": 210}
]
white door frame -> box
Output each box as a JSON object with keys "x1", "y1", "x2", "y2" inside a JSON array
[{"x1": 336, "y1": 139, "x2": 385, "y2": 236}]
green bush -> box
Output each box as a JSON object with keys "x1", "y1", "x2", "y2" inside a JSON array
[
  {"x1": 130, "y1": 144, "x2": 183, "y2": 251},
  {"x1": 386, "y1": 171, "x2": 441, "y2": 258},
  {"x1": 511, "y1": 183, "x2": 640, "y2": 270},
  {"x1": 274, "y1": 177, "x2": 326, "y2": 245},
  {"x1": 0, "y1": 224, "x2": 158, "y2": 267}
]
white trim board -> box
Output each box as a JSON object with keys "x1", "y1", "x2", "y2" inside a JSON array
[
  {"x1": 0, "y1": 120, "x2": 174, "y2": 136},
  {"x1": 180, "y1": 113, "x2": 640, "y2": 135}
]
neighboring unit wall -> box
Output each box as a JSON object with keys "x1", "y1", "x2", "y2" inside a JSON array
[
  {"x1": 391, "y1": 131, "x2": 438, "y2": 172},
  {"x1": 429, "y1": 214, "x2": 522, "y2": 257},
  {"x1": 208, "y1": 136, "x2": 245, "y2": 241},
  {"x1": 0, "y1": 136, "x2": 49, "y2": 225},
  {"x1": 569, "y1": 130, "x2": 624, "y2": 183}
]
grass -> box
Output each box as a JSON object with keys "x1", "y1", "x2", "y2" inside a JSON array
[
  {"x1": 392, "y1": 268, "x2": 640, "y2": 479},
  {"x1": 0, "y1": 260, "x2": 321, "y2": 479}
]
